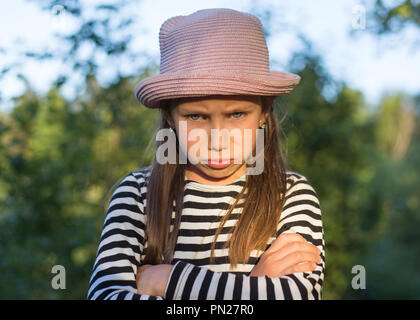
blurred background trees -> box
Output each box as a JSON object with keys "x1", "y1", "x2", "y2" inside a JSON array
[
  {"x1": 0, "y1": 0, "x2": 419, "y2": 299},
  {"x1": 371, "y1": 0, "x2": 420, "y2": 37}
]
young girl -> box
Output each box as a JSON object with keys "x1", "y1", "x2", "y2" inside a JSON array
[{"x1": 87, "y1": 8, "x2": 325, "y2": 300}]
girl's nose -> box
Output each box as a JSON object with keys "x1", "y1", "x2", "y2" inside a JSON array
[{"x1": 208, "y1": 126, "x2": 230, "y2": 152}]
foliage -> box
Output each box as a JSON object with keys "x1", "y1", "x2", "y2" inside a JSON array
[
  {"x1": 0, "y1": 71, "x2": 158, "y2": 299},
  {"x1": 279, "y1": 40, "x2": 420, "y2": 299},
  {"x1": 371, "y1": 0, "x2": 420, "y2": 34}
]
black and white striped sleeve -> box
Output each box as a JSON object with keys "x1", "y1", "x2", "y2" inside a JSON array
[
  {"x1": 87, "y1": 172, "x2": 163, "y2": 300},
  {"x1": 163, "y1": 173, "x2": 325, "y2": 300},
  {"x1": 276, "y1": 173, "x2": 325, "y2": 299}
]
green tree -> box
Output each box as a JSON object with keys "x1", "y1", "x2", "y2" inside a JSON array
[
  {"x1": 371, "y1": 0, "x2": 420, "y2": 35},
  {"x1": 281, "y1": 44, "x2": 379, "y2": 298},
  {"x1": 0, "y1": 69, "x2": 158, "y2": 298},
  {"x1": 361, "y1": 93, "x2": 420, "y2": 299}
]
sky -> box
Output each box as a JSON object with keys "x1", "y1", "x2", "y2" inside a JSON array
[{"x1": 1, "y1": 0, "x2": 419, "y2": 112}]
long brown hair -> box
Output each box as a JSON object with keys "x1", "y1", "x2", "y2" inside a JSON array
[{"x1": 142, "y1": 96, "x2": 290, "y2": 267}]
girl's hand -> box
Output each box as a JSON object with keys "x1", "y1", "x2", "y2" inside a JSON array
[
  {"x1": 249, "y1": 233, "x2": 322, "y2": 277},
  {"x1": 136, "y1": 264, "x2": 173, "y2": 296}
]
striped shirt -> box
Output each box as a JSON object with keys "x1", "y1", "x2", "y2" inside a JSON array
[{"x1": 87, "y1": 166, "x2": 325, "y2": 300}]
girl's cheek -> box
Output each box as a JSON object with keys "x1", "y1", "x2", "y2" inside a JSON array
[
  {"x1": 177, "y1": 130, "x2": 209, "y2": 163},
  {"x1": 231, "y1": 129, "x2": 258, "y2": 163}
]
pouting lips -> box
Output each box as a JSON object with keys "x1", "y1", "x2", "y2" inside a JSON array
[{"x1": 206, "y1": 159, "x2": 233, "y2": 169}]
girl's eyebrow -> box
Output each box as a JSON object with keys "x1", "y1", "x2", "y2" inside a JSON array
[{"x1": 180, "y1": 103, "x2": 256, "y2": 113}]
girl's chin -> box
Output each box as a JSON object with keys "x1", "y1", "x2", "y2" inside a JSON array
[
  {"x1": 185, "y1": 162, "x2": 246, "y2": 185},
  {"x1": 202, "y1": 163, "x2": 243, "y2": 176}
]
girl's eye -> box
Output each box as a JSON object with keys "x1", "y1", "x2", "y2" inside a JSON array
[
  {"x1": 231, "y1": 112, "x2": 245, "y2": 119},
  {"x1": 188, "y1": 114, "x2": 203, "y2": 121},
  {"x1": 186, "y1": 112, "x2": 245, "y2": 121}
]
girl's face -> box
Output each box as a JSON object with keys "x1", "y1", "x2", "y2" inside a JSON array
[{"x1": 170, "y1": 95, "x2": 267, "y2": 185}]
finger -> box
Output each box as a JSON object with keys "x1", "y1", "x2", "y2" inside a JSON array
[
  {"x1": 282, "y1": 262, "x2": 318, "y2": 275},
  {"x1": 270, "y1": 241, "x2": 322, "y2": 262},
  {"x1": 268, "y1": 233, "x2": 307, "y2": 252},
  {"x1": 280, "y1": 251, "x2": 321, "y2": 271}
]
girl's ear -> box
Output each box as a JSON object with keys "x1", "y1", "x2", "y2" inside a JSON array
[
  {"x1": 168, "y1": 120, "x2": 176, "y2": 129},
  {"x1": 166, "y1": 117, "x2": 176, "y2": 129},
  {"x1": 259, "y1": 113, "x2": 269, "y2": 128}
]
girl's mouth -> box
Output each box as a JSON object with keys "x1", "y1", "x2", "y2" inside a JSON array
[{"x1": 206, "y1": 159, "x2": 232, "y2": 169}]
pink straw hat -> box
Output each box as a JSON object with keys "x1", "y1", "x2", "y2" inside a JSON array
[{"x1": 134, "y1": 8, "x2": 301, "y2": 109}]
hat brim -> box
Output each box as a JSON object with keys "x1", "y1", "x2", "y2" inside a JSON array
[{"x1": 134, "y1": 71, "x2": 301, "y2": 109}]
